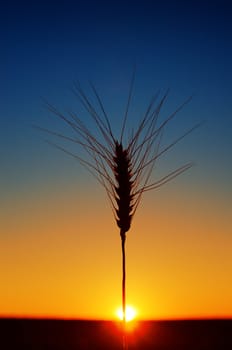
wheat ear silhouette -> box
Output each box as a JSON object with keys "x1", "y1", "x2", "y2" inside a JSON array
[{"x1": 38, "y1": 75, "x2": 200, "y2": 349}]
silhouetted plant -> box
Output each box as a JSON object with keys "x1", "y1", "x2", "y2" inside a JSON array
[{"x1": 39, "y1": 74, "x2": 200, "y2": 349}]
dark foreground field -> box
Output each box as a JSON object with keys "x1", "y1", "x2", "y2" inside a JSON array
[{"x1": 0, "y1": 318, "x2": 231, "y2": 349}]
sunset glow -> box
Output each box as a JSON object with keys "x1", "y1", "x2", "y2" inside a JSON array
[{"x1": 116, "y1": 305, "x2": 137, "y2": 322}]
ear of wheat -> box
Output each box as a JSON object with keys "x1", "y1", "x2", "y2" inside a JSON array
[{"x1": 38, "y1": 75, "x2": 200, "y2": 349}]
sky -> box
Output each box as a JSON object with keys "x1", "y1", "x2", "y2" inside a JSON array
[{"x1": 1, "y1": 0, "x2": 232, "y2": 320}]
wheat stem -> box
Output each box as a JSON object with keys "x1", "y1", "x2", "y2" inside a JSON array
[{"x1": 121, "y1": 230, "x2": 127, "y2": 350}]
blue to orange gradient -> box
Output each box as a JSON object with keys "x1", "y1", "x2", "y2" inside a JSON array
[{"x1": 1, "y1": 1, "x2": 232, "y2": 320}]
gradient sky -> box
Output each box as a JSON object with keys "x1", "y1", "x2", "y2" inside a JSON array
[{"x1": 1, "y1": 0, "x2": 232, "y2": 320}]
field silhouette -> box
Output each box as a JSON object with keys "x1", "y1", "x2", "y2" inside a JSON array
[{"x1": 1, "y1": 318, "x2": 231, "y2": 349}]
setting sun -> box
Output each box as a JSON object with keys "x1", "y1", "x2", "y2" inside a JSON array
[{"x1": 116, "y1": 305, "x2": 137, "y2": 322}]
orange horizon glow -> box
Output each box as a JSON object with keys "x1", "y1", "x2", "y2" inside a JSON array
[
  {"x1": 1, "y1": 183, "x2": 232, "y2": 321},
  {"x1": 0, "y1": 312, "x2": 232, "y2": 320}
]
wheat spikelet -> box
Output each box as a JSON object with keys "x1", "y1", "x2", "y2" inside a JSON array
[
  {"x1": 40, "y1": 85, "x2": 198, "y2": 235},
  {"x1": 114, "y1": 141, "x2": 133, "y2": 234}
]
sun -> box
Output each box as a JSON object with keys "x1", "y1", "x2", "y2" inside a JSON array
[{"x1": 116, "y1": 305, "x2": 137, "y2": 322}]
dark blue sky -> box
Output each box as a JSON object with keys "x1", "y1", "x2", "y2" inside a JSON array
[{"x1": 1, "y1": 0, "x2": 232, "y2": 198}]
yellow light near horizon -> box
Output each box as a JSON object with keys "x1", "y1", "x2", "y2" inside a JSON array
[{"x1": 116, "y1": 305, "x2": 137, "y2": 322}]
